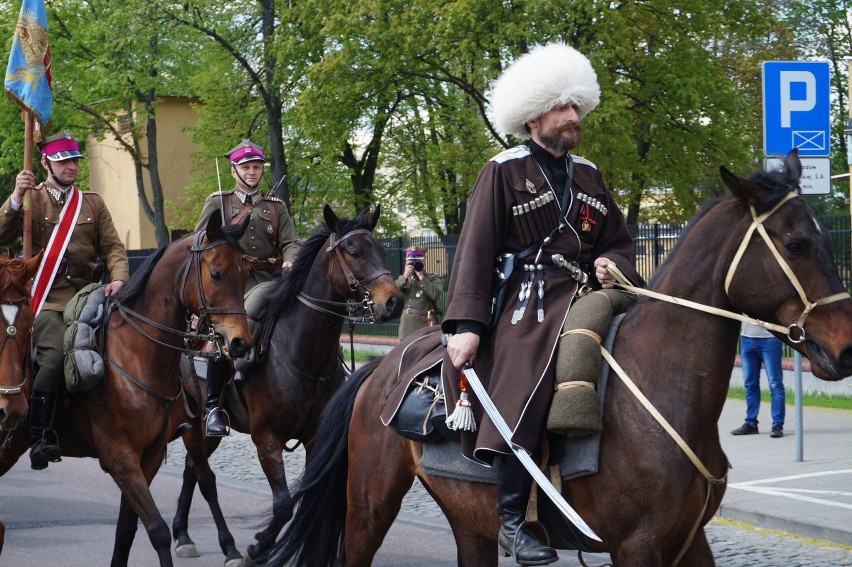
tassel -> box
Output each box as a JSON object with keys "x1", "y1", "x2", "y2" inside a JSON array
[{"x1": 445, "y1": 370, "x2": 477, "y2": 432}]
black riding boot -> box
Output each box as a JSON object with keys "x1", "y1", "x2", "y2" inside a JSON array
[
  {"x1": 29, "y1": 389, "x2": 61, "y2": 470},
  {"x1": 204, "y1": 358, "x2": 231, "y2": 437},
  {"x1": 496, "y1": 454, "x2": 558, "y2": 566}
]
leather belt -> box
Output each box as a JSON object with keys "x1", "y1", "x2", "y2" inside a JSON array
[
  {"x1": 242, "y1": 255, "x2": 282, "y2": 272},
  {"x1": 60, "y1": 260, "x2": 104, "y2": 282},
  {"x1": 404, "y1": 307, "x2": 430, "y2": 316}
]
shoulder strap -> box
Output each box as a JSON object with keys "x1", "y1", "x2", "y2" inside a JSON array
[
  {"x1": 35, "y1": 185, "x2": 46, "y2": 248},
  {"x1": 264, "y1": 200, "x2": 279, "y2": 255},
  {"x1": 230, "y1": 200, "x2": 255, "y2": 226},
  {"x1": 222, "y1": 193, "x2": 234, "y2": 223}
]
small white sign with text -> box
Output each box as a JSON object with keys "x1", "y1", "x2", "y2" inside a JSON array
[{"x1": 764, "y1": 156, "x2": 831, "y2": 195}]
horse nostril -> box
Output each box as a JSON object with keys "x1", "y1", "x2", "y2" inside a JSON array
[
  {"x1": 229, "y1": 338, "x2": 249, "y2": 359},
  {"x1": 840, "y1": 345, "x2": 852, "y2": 374},
  {"x1": 386, "y1": 295, "x2": 403, "y2": 317}
]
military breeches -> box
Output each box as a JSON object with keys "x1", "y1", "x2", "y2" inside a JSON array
[{"x1": 33, "y1": 310, "x2": 65, "y2": 392}]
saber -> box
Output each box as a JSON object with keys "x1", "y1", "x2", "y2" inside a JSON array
[{"x1": 461, "y1": 363, "x2": 602, "y2": 542}]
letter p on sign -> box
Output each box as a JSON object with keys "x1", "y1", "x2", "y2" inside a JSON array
[
  {"x1": 763, "y1": 61, "x2": 829, "y2": 157},
  {"x1": 780, "y1": 71, "x2": 816, "y2": 128}
]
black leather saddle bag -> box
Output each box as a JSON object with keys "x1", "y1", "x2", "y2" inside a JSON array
[{"x1": 389, "y1": 367, "x2": 459, "y2": 443}]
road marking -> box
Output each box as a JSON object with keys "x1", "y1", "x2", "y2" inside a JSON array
[{"x1": 728, "y1": 469, "x2": 852, "y2": 510}]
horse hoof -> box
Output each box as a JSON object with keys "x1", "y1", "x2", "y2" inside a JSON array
[
  {"x1": 225, "y1": 556, "x2": 255, "y2": 567},
  {"x1": 175, "y1": 542, "x2": 200, "y2": 558}
]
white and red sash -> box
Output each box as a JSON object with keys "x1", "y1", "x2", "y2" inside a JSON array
[{"x1": 31, "y1": 187, "x2": 83, "y2": 316}]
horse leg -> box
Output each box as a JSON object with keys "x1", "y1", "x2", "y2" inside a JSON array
[
  {"x1": 245, "y1": 431, "x2": 292, "y2": 560},
  {"x1": 185, "y1": 436, "x2": 246, "y2": 566},
  {"x1": 343, "y1": 404, "x2": 415, "y2": 567},
  {"x1": 107, "y1": 449, "x2": 174, "y2": 567},
  {"x1": 110, "y1": 494, "x2": 141, "y2": 567},
  {"x1": 421, "y1": 477, "x2": 499, "y2": 567},
  {"x1": 671, "y1": 528, "x2": 715, "y2": 567},
  {"x1": 172, "y1": 452, "x2": 200, "y2": 558}
]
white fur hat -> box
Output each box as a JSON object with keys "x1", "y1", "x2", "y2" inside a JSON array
[{"x1": 491, "y1": 42, "x2": 600, "y2": 139}]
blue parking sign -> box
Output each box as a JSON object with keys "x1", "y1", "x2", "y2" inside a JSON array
[{"x1": 763, "y1": 61, "x2": 830, "y2": 157}]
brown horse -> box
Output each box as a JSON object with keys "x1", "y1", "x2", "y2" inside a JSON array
[
  {"x1": 170, "y1": 205, "x2": 404, "y2": 565},
  {"x1": 0, "y1": 252, "x2": 41, "y2": 558},
  {"x1": 263, "y1": 151, "x2": 852, "y2": 567},
  {"x1": 0, "y1": 214, "x2": 252, "y2": 567}
]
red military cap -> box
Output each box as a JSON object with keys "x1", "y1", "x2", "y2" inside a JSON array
[
  {"x1": 225, "y1": 139, "x2": 266, "y2": 165},
  {"x1": 38, "y1": 130, "x2": 82, "y2": 161}
]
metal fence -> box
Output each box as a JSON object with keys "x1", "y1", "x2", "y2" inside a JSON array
[{"x1": 126, "y1": 215, "x2": 852, "y2": 340}]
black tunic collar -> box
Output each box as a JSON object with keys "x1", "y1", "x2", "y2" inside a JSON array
[{"x1": 526, "y1": 139, "x2": 569, "y2": 197}]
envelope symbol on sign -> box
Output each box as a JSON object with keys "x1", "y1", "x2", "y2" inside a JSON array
[{"x1": 792, "y1": 131, "x2": 826, "y2": 151}]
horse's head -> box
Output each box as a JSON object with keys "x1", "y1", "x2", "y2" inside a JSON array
[
  {"x1": 188, "y1": 213, "x2": 253, "y2": 360},
  {"x1": 322, "y1": 204, "x2": 404, "y2": 323},
  {"x1": 0, "y1": 252, "x2": 40, "y2": 430},
  {"x1": 720, "y1": 149, "x2": 852, "y2": 380}
]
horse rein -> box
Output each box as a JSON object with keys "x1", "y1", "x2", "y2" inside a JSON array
[
  {"x1": 610, "y1": 192, "x2": 850, "y2": 343},
  {"x1": 0, "y1": 297, "x2": 31, "y2": 395}
]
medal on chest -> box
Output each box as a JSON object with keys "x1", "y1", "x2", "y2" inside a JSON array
[{"x1": 579, "y1": 203, "x2": 597, "y2": 232}]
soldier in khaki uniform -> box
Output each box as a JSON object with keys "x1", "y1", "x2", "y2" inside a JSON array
[
  {"x1": 0, "y1": 130, "x2": 129, "y2": 470},
  {"x1": 395, "y1": 248, "x2": 442, "y2": 339},
  {"x1": 194, "y1": 140, "x2": 301, "y2": 436}
]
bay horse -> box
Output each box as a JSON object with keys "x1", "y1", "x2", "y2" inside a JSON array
[
  {"x1": 170, "y1": 205, "x2": 404, "y2": 565},
  {"x1": 263, "y1": 150, "x2": 852, "y2": 567},
  {"x1": 0, "y1": 252, "x2": 41, "y2": 558},
  {"x1": 0, "y1": 214, "x2": 252, "y2": 567}
]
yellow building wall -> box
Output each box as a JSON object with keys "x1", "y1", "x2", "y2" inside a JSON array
[{"x1": 87, "y1": 98, "x2": 198, "y2": 249}]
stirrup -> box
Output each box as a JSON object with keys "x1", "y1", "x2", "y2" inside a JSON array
[{"x1": 205, "y1": 408, "x2": 231, "y2": 437}]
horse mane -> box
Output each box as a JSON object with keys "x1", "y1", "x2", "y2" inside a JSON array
[
  {"x1": 646, "y1": 161, "x2": 794, "y2": 290},
  {"x1": 0, "y1": 257, "x2": 30, "y2": 298},
  {"x1": 257, "y1": 210, "x2": 373, "y2": 324},
  {"x1": 115, "y1": 222, "x2": 245, "y2": 307}
]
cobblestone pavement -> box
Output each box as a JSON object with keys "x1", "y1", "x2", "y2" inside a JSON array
[{"x1": 164, "y1": 433, "x2": 851, "y2": 566}]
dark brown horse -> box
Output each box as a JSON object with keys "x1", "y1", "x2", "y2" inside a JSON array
[
  {"x1": 170, "y1": 205, "x2": 404, "y2": 565},
  {"x1": 0, "y1": 214, "x2": 252, "y2": 567},
  {"x1": 0, "y1": 252, "x2": 41, "y2": 558},
  {"x1": 263, "y1": 151, "x2": 852, "y2": 567}
]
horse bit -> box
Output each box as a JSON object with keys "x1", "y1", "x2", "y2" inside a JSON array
[{"x1": 297, "y1": 228, "x2": 391, "y2": 323}]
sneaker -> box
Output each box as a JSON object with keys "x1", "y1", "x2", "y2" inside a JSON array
[
  {"x1": 731, "y1": 423, "x2": 759, "y2": 435},
  {"x1": 770, "y1": 427, "x2": 784, "y2": 438}
]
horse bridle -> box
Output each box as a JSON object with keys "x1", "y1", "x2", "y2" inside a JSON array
[
  {"x1": 0, "y1": 297, "x2": 31, "y2": 395},
  {"x1": 114, "y1": 231, "x2": 247, "y2": 356},
  {"x1": 297, "y1": 228, "x2": 391, "y2": 323},
  {"x1": 612, "y1": 192, "x2": 850, "y2": 344}
]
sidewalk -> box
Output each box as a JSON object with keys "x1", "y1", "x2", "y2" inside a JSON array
[{"x1": 717, "y1": 398, "x2": 852, "y2": 546}]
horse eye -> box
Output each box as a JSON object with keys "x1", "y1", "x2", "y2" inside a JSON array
[
  {"x1": 210, "y1": 270, "x2": 222, "y2": 281},
  {"x1": 785, "y1": 241, "x2": 807, "y2": 256}
]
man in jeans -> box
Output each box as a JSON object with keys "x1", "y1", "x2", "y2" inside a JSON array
[{"x1": 731, "y1": 322, "x2": 786, "y2": 438}]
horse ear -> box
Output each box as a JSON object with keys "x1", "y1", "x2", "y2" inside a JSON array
[
  {"x1": 234, "y1": 214, "x2": 250, "y2": 239},
  {"x1": 5, "y1": 247, "x2": 13, "y2": 259},
  {"x1": 25, "y1": 250, "x2": 43, "y2": 280},
  {"x1": 323, "y1": 204, "x2": 341, "y2": 232},
  {"x1": 364, "y1": 205, "x2": 381, "y2": 231},
  {"x1": 205, "y1": 210, "x2": 224, "y2": 240},
  {"x1": 719, "y1": 166, "x2": 772, "y2": 207},
  {"x1": 784, "y1": 148, "x2": 803, "y2": 186}
]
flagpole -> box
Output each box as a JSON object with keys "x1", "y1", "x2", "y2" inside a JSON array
[{"x1": 22, "y1": 108, "x2": 33, "y2": 259}]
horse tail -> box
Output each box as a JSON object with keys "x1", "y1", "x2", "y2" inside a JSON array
[{"x1": 262, "y1": 356, "x2": 383, "y2": 567}]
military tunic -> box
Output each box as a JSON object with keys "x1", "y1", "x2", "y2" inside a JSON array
[
  {"x1": 0, "y1": 184, "x2": 130, "y2": 312},
  {"x1": 195, "y1": 190, "x2": 301, "y2": 291},
  {"x1": 396, "y1": 271, "x2": 443, "y2": 339}
]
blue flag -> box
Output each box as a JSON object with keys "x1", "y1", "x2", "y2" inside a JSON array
[{"x1": 5, "y1": 0, "x2": 51, "y2": 127}]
